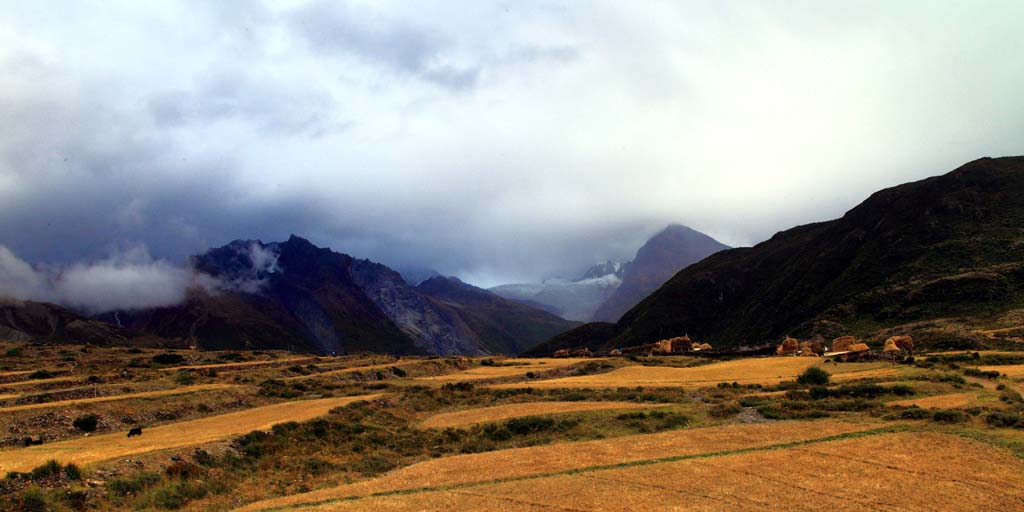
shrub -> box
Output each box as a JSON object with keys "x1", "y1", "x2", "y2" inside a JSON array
[
  {"x1": 72, "y1": 414, "x2": 99, "y2": 432},
  {"x1": 796, "y1": 367, "x2": 830, "y2": 386},
  {"x1": 985, "y1": 411, "x2": 1023, "y2": 428},
  {"x1": 152, "y1": 353, "x2": 185, "y2": 366},
  {"x1": 62, "y1": 463, "x2": 82, "y2": 481},
  {"x1": 441, "y1": 382, "x2": 474, "y2": 392},
  {"x1": 710, "y1": 402, "x2": 742, "y2": 418},
  {"x1": 28, "y1": 370, "x2": 55, "y2": 380},
  {"x1": 151, "y1": 481, "x2": 208, "y2": 509},
  {"x1": 390, "y1": 366, "x2": 407, "y2": 377},
  {"x1": 350, "y1": 455, "x2": 395, "y2": 475},
  {"x1": 505, "y1": 416, "x2": 556, "y2": 435},
  {"x1": 165, "y1": 461, "x2": 204, "y2": 480},
  {"x1": 30, "y1": 460, "x2": 62, "y2": 481},
  {"x1": 4, "y1": 347, "x2": 24, "y2": 357},
  {"x1": 932, "y1": 410, "x2": 965, "y2": 424},
  {"x1": 19, "y1": 487, "x2": 47, "y2": 512},
  {"x1": 898, "y1": 407, "x2": 929, "y2": 420},
  {"x1": 192, "y1": 449, "x2": 215, "y2": 467},
  {"x1": 107, "y1": 472, "x2": 162, "y2": 496}
]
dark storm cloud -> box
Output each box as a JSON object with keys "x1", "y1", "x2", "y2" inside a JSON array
[
  {"x1": 288, "y1": 1, "x2": 481, "y2": 91},
  {"x1": 1, "y1": 0, "x2": 1023, "y2": 306}
]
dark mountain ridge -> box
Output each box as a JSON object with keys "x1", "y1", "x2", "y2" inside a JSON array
[{"x1": 529, "y1": 156, "x2": 1024, "y2": 354}]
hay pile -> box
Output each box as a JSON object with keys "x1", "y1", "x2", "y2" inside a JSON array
[
  {"x1": 776, "y1": 337, "x2": 800, "y2": 356},
  {"x1": 832, "y1": 336, "x2": 855, "y2": 352}
]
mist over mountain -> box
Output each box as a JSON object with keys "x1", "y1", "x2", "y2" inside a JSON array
[
  {"x1": 87, "y1": 236, "x2": 575, "y2": 355},
  {"x1": 490, "y1": 225, "x2": 727, "y2": 322},
  {"x1": 591, "y1": 225, "x2": 730, "y2": 323}
]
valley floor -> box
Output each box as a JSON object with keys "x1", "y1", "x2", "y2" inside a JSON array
[{"x1": 1, "y1": 344, "x2": 1023, "y2": 511}]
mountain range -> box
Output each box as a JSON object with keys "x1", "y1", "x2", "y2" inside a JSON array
[
  {"x1": 1, "y1": 236, "x2": 577, "y2": 355},
  {"x1": 491, "y1": 224, "x2": 729, "y2": 322},
  {"x1": 528, "y1": 156, "x2": 1024, "y2": 354}
]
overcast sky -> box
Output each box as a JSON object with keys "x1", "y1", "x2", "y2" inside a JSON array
[{"x1": 2, "y1": 0, "x2": 1023, "y2": 293}]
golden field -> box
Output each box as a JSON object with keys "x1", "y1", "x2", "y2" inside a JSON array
[
  {"x1": 0, "y1": 394, "x2": 381, "y2": 473},
  {"x1": 490, "y1": 358, "x2": 899, "y2": 389},
  {"x1": 415, "y1": 358, "x2": 596, "y2": 382},
  {"x1": 244, "y1": 432, "x2": 1024, "y2": 512},
  {"x1": 418, "y1": 401, "x2": 667, "y2": 429},
  {"x1": 2, "y1": 342, "x2": 1023, "y2": 511},
  {"x1": 237, "y1": 420, "x2": 877, "y2": 511}
]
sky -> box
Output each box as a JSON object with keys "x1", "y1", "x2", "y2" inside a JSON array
[{"x1": 1, "y1": 0, "x2": 1023, "y2": 309}]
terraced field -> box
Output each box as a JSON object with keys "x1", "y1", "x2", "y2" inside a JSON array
[
  {"x1": 978, "y1": 364, "x2": 1024, "y2": 377},
  {"x1": 238, "y1": 421, "x2": 878, "y2": 511},
  {"x1": 887, "y1": 392, "x2": 979, "y2": 409},
  {"x1": 416, "y1": 358, "x2": 594, "y2": 382},
  {"x1": 0, "y1": 383, "x2": 240, "y2": 413},
  {"x1": 418, "y1": 401, "x2": 666, "y2": 429},
  {"x1": 0, "y1": 394, "x2": 381, "y2": 473},
  {"x1": 240, "y1": 431, "x2": 1023, "y2": 511},
  {"x1": 490, "y1": 358, "x2": 899, "y2": 389}
]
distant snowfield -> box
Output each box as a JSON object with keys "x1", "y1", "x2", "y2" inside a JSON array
[{"x1": 490, "y1": 272, "x2": 622, "y2": 321}]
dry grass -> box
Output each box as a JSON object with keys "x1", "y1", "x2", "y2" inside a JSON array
[
  {"x1": 978, "y1": 365, "x2": 1024, "y2": 377},
  {"x1": 418, "y1": 401, "x2": 666, "y2": 429},
  {"x1": 0, "y1": 383, "x2": 240, "y2": 413},
  {"x1": 256, "y1": 432, "x2": 1024, "y2": 512},
  {"x1": 160, "y1": 356, "x2": 318, "y2": 372},
  {"x1": 415, "y1": 358, "x2": 598, "y2": 383},
  {"x1": 887, "y1": 392, "x2": 978, "y2": 409},
  {"x1": 0, "y1": 393, "x2": 17, "y2": 400},
  {"x1": 489, "y1": 359, "x2": 898, "y2": 389},
  {"x1": 238, "y1": 420, "x2": 876, "y2": 511},
  {"x1": 281, "y1": 359, "x2": 416, "y2": 382},
  {"x1": 0, "y1": 376, "x2": 79, "y2": 389},
  {"x1": 0, "y1": 394, "x2": 381, "y2": 473}
]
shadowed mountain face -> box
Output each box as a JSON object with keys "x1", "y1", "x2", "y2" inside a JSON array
[
  {"x1": 0, "y1": 299, "x2": 130, "y2": 345},
  {"x1": 528, "y1": 156, "x2": 1024, "y2": 355},
  {"x1": 591, "y1": 224, "x2": 730, "y2": 323},
  {"x1": 416, "y1": 276, "x2": 580, "y2": 354},
  {"x1": 110, "y1": 236, "x2": 573, "y2": 355}
]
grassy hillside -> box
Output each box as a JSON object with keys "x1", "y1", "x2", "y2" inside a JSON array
[{"x1": 536, "y1": 156, "x2": 1024, "y2": 353}]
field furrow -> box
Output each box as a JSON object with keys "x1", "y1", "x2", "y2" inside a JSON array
[{"x1": 418, "y1": 401, "x2": 666, "y2": 429}]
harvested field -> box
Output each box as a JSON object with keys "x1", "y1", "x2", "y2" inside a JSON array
[
  {"x1": 0, "y1": 383, "x2": 240, "y2": 413},
  {"x1": 887, "y1": 392, "x2": 978, "y2": 409},
  {"x1": 416, "y1": 358, "x2": 596, "y2": 383},
  {"x1": 245, "y1": 432, "x2": 1023, "y2": 512},
  {"x1": 418, "y1": 401, "x2": 666, "y2": 429},
  {"x1": 977, "y1": 364, "x2": 1024, "y2": 377},
  {"x1": 282, "y1": 359, "x2": 418, "y2": 381},
  {"x1": 490, "y1": 359, "x2": 898, "y2": 389},
  {"x1": 160, "y1": 356, "x2": 319, "y2": 372},
  {"x1": 0, "y1": 394, "x2": 381, "y2": 473},
  {"x1": 238, "y1": 420, "x2": 877, "y2": 511},
  {"x1": 0, "y1": 393, "x2": 17, "y2": 400},
  {"x1": 0, "y1": 375, "x2": 79, "y2": 389}
]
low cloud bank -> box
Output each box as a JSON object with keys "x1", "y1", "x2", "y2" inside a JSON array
[{"x1": 0, "y1": 245, "x2": 213, "y2": 314}]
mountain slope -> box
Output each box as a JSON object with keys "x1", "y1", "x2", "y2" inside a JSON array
[
  {"x1": 591, "y1": 224, "x2": 730, "y2": 322},
  {"x1": 0, "y1": 299, "x2": 132, "y2": 345},
  {"x1": 532, "y1": 156, "x2": 1024, "y2": 354},
  {"x1": 116, "y1": 236, "x2": 569, "y2": 355},
  {"x1": 416, "y1": 276, "x2": 579, "y2": 354}
]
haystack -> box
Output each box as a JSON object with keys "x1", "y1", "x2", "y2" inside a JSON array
[
  {"x1": 610, "y1": 348, "x2": 622, "y2": 356},
  {"x1": 889, "y1": 335, "x2": 914, "y2": 355},
  {"x1": 697, "y1": 342, "x2": 713, "y2": 351},
  {"x1": 882, "y1": 338, "x2": 900, "y2": 353},
  {"x1": 652, "y1": 339, "x2": 673, "y2": 355},
  {"x1": 776, "y1": 337, "x2": 800, "y2": 356},
  {"x1": 798, "y1": 341, "x2": 820, "y2": 357},
  {"x1": 553, "y1": 349, "x2": 569, "y2": 358},
  {"x1": 569, "y1": 347, "x2": 593, "y2": 357},
  {"x1": 848, "y1": 343, "x2": 870, "y2": 353},
  {"x1": 832, "y1": 336, "x2": 856, "y2": 352}
]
